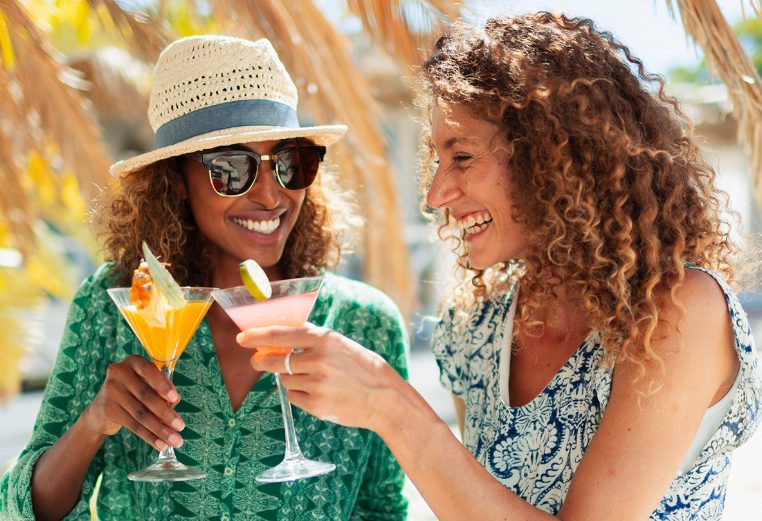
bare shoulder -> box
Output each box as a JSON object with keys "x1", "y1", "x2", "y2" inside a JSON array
[
  {"x1": 631, "y1": 267, "x2": 737, "y2": 407},
  {"x1": 666, "y1": 268, "x2": 733, "y2": 357},
  {"x1": 561, "y1": 269, "x2": 738, "y2": 519}
]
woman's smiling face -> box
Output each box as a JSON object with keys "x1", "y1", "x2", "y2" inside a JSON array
[
  {"x1": 184, "y1": 139, "x2": 306, "y2": 286},
  {"x1": 426, "y1": 101, "x2": 527, "y2": 269}
]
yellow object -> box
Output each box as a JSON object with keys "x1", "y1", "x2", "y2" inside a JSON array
[
  {"x1": 0, "y1": 12, "x2": 16, "y2": 70},
  {"x1": 239, "y1": 259, "x2": 272, "y2": 301},
  {"x1": 119, "y1": 301, "x2": 211, "y2": 370},
  {"x1": 141, "y1": 241, "x2": 186, "y2": 309}
]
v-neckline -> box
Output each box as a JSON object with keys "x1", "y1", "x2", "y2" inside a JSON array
[
  {"x1": 496, "y1": 289, "x2": 596, "y2": 410},
  {"x1": 194, "y1": 318, "x2": 277, "y2": 417}
]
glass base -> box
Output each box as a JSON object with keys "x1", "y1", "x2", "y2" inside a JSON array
[
  {"x1": 128, "y1": 459, "x2": 207, "y2": 482},
  {"x1": 255, "y1": 457, "x2": 336, "y2": 483}
]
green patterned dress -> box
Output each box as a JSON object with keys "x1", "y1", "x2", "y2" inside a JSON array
[{"x1": 0, "y1": 265, "x2": 409, "y2": 520}]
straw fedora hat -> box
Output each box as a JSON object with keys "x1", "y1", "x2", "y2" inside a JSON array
[{"x1": 110, "y1": 35, "x2": 347, "y2": 177}]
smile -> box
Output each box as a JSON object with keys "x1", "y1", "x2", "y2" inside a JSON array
[
  {"x1": 232, "y1": 216, "x2": 280, "y2": 235},
  {"x1": 456, "y1": 211, "x2": 493, "y2": 236}
]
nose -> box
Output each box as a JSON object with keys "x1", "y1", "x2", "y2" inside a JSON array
[
  {"x1": 425, "y1": 164, "x2": 460, "y2": 209},
  {"x1": 247, "y1": 159, "x2": 280, "y2": 209}
]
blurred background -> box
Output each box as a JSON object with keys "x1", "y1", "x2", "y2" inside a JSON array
[{"x1": 1, "y1": 0, "x2": 761, "y2": 519}]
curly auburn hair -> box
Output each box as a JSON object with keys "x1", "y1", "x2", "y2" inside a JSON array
[
  {"x1": 417, "y1": 12, "x2": 736, "y2": 379},
  {"x1": 94, "y1": 154, "x2": 354, "y2": 287}
]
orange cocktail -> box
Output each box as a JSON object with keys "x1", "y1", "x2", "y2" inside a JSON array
[
  {"x1": 120, "y1": 300, "x2": 212, "y2": 369},
  {"x1": 108, "y1": 286, "x2": 215, "y2": 482}
]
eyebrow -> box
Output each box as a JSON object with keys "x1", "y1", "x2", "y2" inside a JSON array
[{"x1": 441, "y1": 136, "x2": 481, "y2": 150}]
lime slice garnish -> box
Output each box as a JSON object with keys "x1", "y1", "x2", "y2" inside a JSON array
[
  {"x1": 141, "y1": 241, "x2": 186, "y2": 309},
  {"x1": 239, "y1": 259, "x2": 272, "y2": 301}
]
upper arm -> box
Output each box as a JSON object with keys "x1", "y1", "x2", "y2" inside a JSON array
[
  {"x1": 559, "y1": 269, "x2": 737, "y2": 521},
  {"x1": 0, "y1": 273, "x2": 113, "y2": 519}
]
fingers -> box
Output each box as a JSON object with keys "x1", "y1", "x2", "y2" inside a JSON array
[
  {"x1": 120, "y1": 364, "x2": 186, "y2": 435},
  {"x1": 115, "y1": 393, "x2": 184, "y2": 451},
  {"x1": 250, "y1": 351, "x2": 292, "y2": 373},
  {"x1": 127, "y1": 356, "x2": 180, "y2": 403},
  {"x1": 236, "y1": 324, "x2": 333, "y2": 350},
  {"x1": 95, "y1": 356, "x2": 185, "y2": 449}
]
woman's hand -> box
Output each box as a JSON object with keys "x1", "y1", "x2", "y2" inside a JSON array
[
  {"x1": 83, "y1": 355, "x2": 185, "y2": 451},
  {"x1": 237, "y1": 324, "x2": 404, "y2": 431}
]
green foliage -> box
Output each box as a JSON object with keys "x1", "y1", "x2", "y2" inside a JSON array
[{"x1": 668, "y1": 17, "x2": 762, "y2": 84}]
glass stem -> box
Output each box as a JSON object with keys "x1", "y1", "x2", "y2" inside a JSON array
[
  {"x1": 274, "y1": 372, "x2": 304, "y2": 461},
  {"x1": 158, "y1": 364, "x2": 178, "y2": 462}
]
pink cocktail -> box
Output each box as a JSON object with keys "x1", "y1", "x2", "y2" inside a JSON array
[
  {"x1": 212, "y1": 276, "x2": 334, "y2": 483},
  {"x1": 225, "y1": 291, "x2": 319, "y2": 355}
]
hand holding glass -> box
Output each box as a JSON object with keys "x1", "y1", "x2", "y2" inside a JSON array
[
  {"x1": 212, "y1": 276, "x2": 335, "y2": 483},
  {"x1": 108, "y1": 286, "x2": 214, "y2": 482}
]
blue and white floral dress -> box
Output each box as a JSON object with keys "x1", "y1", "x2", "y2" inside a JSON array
[{"x1": 433, "y1": 267, "x2": 762, "y2": 520}]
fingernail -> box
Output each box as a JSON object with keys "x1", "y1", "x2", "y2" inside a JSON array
[
  {"x1": 172, "y1": 418, "x2": 185, "y2": 431},
  {"x1": 169, "y1": 433, "x2": 183, "y2": 448},
  {"x1": 167, "y1": 389, "x2": 179, "y2": 402},
  {"x1": 156, "y1": 440, "x2": 168, "y2": 450},
  {"x1": 236, "y1": 333, "x2": 244, "y2": 343}
]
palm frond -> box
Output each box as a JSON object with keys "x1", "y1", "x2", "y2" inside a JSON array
[
  {"x1": 89, "y1": 0, "x2": 170, "y2": 62},
  {"x1": 668, "y1": 0, "x2": 762, "y2": 209},
  {"x1": 345, "y1": 0, "x2": 460, "y2": 68},
  {"x1": 1, "y1": 0, "x2": 112, "y2": 199}
]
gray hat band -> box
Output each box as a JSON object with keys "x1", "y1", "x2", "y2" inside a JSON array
[{"x1": 155, "y1": 99, "x2": 299, "y2": 148}]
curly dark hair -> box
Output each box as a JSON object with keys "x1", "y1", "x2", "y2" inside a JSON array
[
  {"x1": 94, "y1": 154, "x2": 354, "y2": 287},
  {"x1": 417, "y1": 12, "x2": 737, "y2": 381}
]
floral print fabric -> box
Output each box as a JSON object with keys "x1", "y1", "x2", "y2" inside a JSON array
[{"x1": 433, "y1": 267, "x2": 762, "y2": 519}]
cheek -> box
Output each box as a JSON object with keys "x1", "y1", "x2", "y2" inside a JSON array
[{"x1": 286, "y1": 191, "x2": 306, "y2": 221}]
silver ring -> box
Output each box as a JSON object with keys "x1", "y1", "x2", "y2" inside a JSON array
[{"x1": 284, "y1": 351, "x2": 294, "y2": 375}]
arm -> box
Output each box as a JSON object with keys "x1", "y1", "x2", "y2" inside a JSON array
[
  {"x1": 349, "y1": 301, "x2": 409, "y2": 521},
  {"x1": 31, "y1": 355, "x2": 183, "y2": 521},
  {"x1": 242, "y1": 270, "x2": 737, "y2": 520},
  {"x1": 0, "y1": 275, "x2": 109, "y2": 521},
  {"x1": 1, "y1": 272, "x2": 185, "y2": 521}
]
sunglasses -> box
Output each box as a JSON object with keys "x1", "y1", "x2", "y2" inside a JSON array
[{"x1": 190, "y1": 145, "x2": 326, "y2": 196}]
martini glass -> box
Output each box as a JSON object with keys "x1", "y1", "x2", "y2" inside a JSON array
[
  {"x1": 107, "y1": 286, "x2": 215, "y2": 482},
  {"x1": 212, "y1": 276, "x2": 335, "y2": 483}
]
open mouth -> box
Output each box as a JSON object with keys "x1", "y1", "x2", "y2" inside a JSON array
[
  {"x1": 232, "y1": 216, "x2": 281, "y2": 235},
  {"x1": 456, "y1": 211, "x2": 493, "y2": 237}
]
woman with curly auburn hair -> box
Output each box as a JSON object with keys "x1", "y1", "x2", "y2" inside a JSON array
[
  {"x1": 0, "y1": 36, "x2": 410, "y2": 521},
  {"x1": 240, "y1": 12, "x2": 762, "y2": 521}
]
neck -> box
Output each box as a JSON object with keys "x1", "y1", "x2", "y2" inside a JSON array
[
  {"x1": 526, "y1": 287, "x2": 586, "y2": 342},
  {"x1": 207, "y1": 248, "x2": 283, "y2": 289}
]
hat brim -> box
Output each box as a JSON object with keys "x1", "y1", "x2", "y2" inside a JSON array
[{"x1": 110, "y1": 124, "x2": 347, "y2": 177}]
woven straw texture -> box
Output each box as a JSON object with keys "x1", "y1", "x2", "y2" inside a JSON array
[{"x1": 110, "y1": 36, "x2": 346, "y2": 176}]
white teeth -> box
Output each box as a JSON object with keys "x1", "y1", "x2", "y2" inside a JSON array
[
  {"x1": 233, "y1": 216, "x2": 280, "y2": 234},
  {"x1": 456, "y1": 212, "x2": 492, "y2": 234}
]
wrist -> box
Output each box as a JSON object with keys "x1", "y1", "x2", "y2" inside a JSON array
[
  {"x1": 370, "y1": 370, "x2": 441, "y2": 441},
  {"x1": 78, "y1": 405, "x2": 111, "y2": 442}
]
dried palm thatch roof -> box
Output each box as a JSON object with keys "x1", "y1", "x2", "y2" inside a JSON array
[
  {"x1": 1, "y1": 0, "x2": 762, "y2": 317},
  {"x1": 667, "y1": 0, "x2": 762, "y2": 210}
]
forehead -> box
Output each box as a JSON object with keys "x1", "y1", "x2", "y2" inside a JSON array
[{"x1": 431, "y1": 100, "x2": 499, "y2": 148}]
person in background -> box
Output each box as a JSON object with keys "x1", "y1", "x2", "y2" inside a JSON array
[
  {"x1": 240, "y1": 12, "x2": 762, "y2": 520},
  {"x1": 0, "y1": 35, "x2": 408, "y2": 521}
]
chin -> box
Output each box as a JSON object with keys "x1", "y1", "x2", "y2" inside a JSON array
[{"x1": 465, "y1": 250, "x2": 514, "y2": 271}]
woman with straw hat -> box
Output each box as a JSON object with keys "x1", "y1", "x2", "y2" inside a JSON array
[
  {"x1": 240, "y1": 12, "x2": 762, "y2": 521},
  {"x1": 0, "y1": 35, "x2": 408, "y2": 520}
]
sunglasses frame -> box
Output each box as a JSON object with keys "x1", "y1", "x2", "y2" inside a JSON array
[{"x1": 190, "y1": 144, "x2": 327, "y2": 197}]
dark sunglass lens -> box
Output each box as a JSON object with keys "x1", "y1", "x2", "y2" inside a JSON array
[
  {"x1": 208, "y1": 154, "x2": 256, "y2": 195},
  {"x1": 276, "y1": 148, "x2": 323, "y2": 190}
]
